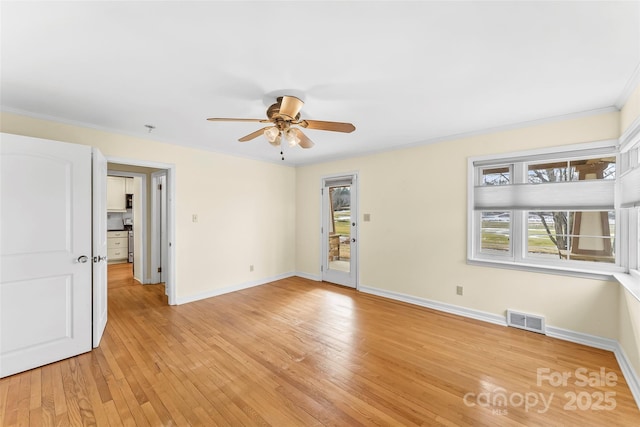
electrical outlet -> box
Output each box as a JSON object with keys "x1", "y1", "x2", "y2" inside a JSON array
[
  {"x1": 456, "y1": 286, "x2": 463, "y2": 296},
  {"x1": 249, "y1": 265, "x2": 254, "y2": 272},
  {"x1": 192, "y1": 214, "x2": 198, "y2": 223}
]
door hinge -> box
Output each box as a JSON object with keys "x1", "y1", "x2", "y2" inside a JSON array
[
  {"x1": 321, "y1": 188, "x2": 323, "y2": 195},
  {"x1": 158, "y1": 184, "x2": 162, "y2": 190},
  {"x1": 157, "y1": 267, "x2": 162, "y2": 273},
  {"x1": 320, "y1": 265, "x2": 323, "y2": 272},
  {"x1": 321, "y1": 226, "x2": 323, "y2": 234}
]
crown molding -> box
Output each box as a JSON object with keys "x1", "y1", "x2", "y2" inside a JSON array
[{"x1": 616, "y1": 62, "x2": 640, "y2": 109}]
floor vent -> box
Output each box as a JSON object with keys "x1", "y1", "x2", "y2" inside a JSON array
[{"x1": 506, "y1": 310, "x2": 546, "y2": 334}]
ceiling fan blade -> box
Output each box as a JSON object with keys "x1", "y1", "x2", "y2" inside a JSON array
[
  {"x1": 238, "y1": 126, "x2": 272, "y2": 142},
  {"x1": 279, "y1": 96, "x2": 304, "y2": 120},
  {"x1": 207, "y1": 117, "x2": 270, "y2": 123},
  {"x1": 292, "y1": 128, "x2": 315, "y2": 149},
  {"x1": 299, "y1": 120, "x2": 355, "y2": 133}
]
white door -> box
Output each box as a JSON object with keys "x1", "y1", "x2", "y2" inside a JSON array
[
  {"x1": 321, "y1": 174, "x2": 358, "y2": 288},
  {"x1": 1, "y1": 133, "x2": 93, "y2": 378},
  {"x1": 92, "y1": 148, "x2": 108, "y2": 348}
]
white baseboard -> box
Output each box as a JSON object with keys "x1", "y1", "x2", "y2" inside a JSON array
[
  {"x1": 359, "y1": 284, "x2": 640, "y2": 410},
  {"x1": 546, "y1": 326, "x2": 640, "y2": 408},
  {"x1": 358, "y1": 285, "x2": 506, "y2": 326},
  {"x1": 175, "y1": 271, "x2": 295, "y2": 305},
  {"x1": 613, "y1": 344, "x2": 640, "y2": 409},
  {"x1": 545, "y1": 326, "x2": 618, "y2": 351},
  {"x1": 295, "y1": 271, "x2": 322, "y2": 282}
]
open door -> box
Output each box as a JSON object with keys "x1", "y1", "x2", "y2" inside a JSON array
[
  {"x1": 92, "y1": 148, "x2": 108, "y2": 347},
  {"x1": 1, "y1": 133, "x2": 93, "y2": 377}
]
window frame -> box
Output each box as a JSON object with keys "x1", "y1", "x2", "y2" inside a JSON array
[{"x1": 468, "y1": 140, "x2": 624, "y2": 279}]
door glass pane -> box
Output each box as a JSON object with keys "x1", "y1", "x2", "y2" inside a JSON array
[
  {"x1": 480, "y1": 211, "x2": 510, "y2": 254},
  {"x1": 327, "y1": 185, "x2": 350, "y2": 273}
]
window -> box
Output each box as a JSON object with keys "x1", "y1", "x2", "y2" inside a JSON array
[
  {"x1": 468, "y1": 141, "x2": 624, "y2": 276},
  {"x1": 620, "y1": 141, "x2": 640, "y2": 275}
]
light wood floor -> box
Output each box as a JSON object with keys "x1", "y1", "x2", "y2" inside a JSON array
[{"x1": 1, "y1": 265, "x2": 639, "y2": 425}]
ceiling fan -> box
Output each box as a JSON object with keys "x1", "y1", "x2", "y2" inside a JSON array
[{"x1": 207, "y1": 95, "x2": 355, "y2": 152}]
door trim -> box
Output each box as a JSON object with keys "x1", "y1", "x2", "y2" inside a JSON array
[{"x1": 150, "y1": 171, "x2": 167, "y2": 285}]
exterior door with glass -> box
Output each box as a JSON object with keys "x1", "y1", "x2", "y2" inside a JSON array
[{"x1": 322, "y1": 174, "x2": 358, "y2": 288}]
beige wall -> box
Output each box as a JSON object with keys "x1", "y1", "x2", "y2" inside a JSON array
[
  {"x1": 619, "y1": 288, "x2": 640, "y2": 377},
  {"x1": 0, "y1": 112, "x2": 296, "y2": 301},
  {"x1": 296, "y1": 111, "x2": 621, "y2": 339},
  {"x1": 621, "y1": 83, "x2": 640, "y2": 134}
]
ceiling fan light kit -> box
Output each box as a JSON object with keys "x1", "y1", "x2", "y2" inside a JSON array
[
  {"x1": 207, "y1": 95, "x2": 355, "y2": 160},
  {"x1": 264, "y1": 126, "x2": 280, "y2": 144}
]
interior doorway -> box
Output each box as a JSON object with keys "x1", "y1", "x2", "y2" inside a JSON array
[
  {"x1": 105, "y1": 159, "x2": 176, "y2": 304},
  {"x1": 106, "y1": 170, "x2": 146, "y2": 284}
]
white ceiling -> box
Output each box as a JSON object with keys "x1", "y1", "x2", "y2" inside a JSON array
[{"x1": 2, "y1": 1, "x2": 639, "y2": 165}]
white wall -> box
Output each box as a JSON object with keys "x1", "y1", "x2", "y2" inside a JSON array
[
  {"x1": 0, "y1": 112, "x2": 296, "y2": 302},
  {"x1": 296, "y1": 111, "x2": 621, "y2": 339}
]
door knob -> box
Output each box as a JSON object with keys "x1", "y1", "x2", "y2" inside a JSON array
[
  {"x1": 93, "y1": 255, "x2": 107, "y2": 263},
  {"x1": 351, "y1": 238, "x2": 356, "y2": 243},
  {"x1": 77, "y1": 255, "x2": 89, "y2": 263}
]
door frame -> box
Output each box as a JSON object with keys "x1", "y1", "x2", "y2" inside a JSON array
[
  {"x1": 320, "y1": 172, "x2": 359, "y2": 289},
  {"x1": 106, "y1": 156, "x2": 177, "y2": 305},
  {"x1": 150, "y1": 171, "x2": 167, "y2": 285}
]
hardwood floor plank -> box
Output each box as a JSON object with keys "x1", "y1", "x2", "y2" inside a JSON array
[
  {"x1": 75, "y1": 354, "x2": 111, "y2": 426},
  {"x1": 0, "y1": 374, "x2": 9, "y2": 426},
  {"x1": 3, "y1": 376, "x2": 20, "y2": 426},
  {"x1": 50, "y1": 364, "x2": 67, "y2": 418},
  {"x1": 27, "y1": 370, "x2": 40, "y2": 412},
  {"x1": 59, "y1": 359, "x2": 94, "y2": 427},
  {"x1": 39, "y1": 364, "x2": 55, "y2": 427},
  {"x1": 101, "y1": 400, "x2": 123, "y2": 427},
  {"x1": 1, "y1": 265, "x2": 639, "y2": 425}
]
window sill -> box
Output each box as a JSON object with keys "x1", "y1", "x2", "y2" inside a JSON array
[
  {"x1": 614, "y1": 272, "x2": 640, "y2": 303},
  {"x1": 467, "y1": 258, "x2": 622, "y2": 281}
]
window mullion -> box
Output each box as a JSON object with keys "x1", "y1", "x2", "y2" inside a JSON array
[{"x1": 513, "y1": 163, "x2": 526, "y2": 263}]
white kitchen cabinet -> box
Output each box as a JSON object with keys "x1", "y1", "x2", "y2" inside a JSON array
[
  {"x1": 107, "y1": 231, "x2": 128, "y2": 263},
  {"x1": 125, "y1": 177, "x2": 134, "y2": 194},
  {"x1": 107, "y1": 176, "x2": 126, "y2": 211}
]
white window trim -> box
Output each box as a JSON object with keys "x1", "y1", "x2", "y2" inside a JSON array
[
  {"x1": 615, "y1": 116, "x2": 640, "y2": 301},
  {"x1": 468, "y1": 139, "x2": 625, "y2": 280}
]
